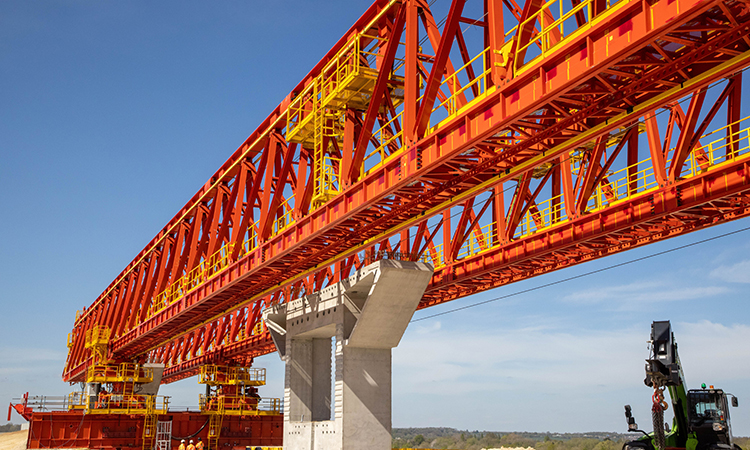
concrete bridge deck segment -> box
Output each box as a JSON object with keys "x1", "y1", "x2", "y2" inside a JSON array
[{"x1": 262, "y1": 259, "x2": 433, "y2": 450}]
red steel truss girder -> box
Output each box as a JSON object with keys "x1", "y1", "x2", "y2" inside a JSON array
[
  {"x1": 152, "y1": 75, "x2": 749, "y2": 381},
  {"x1": 64, "y1": 0, "x2": 401, "y2": 378},
  {"x1": 64, "y1": 0, "x2": 750, "y2": 382},
  {"x1": 154, "y1": 88, "x2": 750, "y2": 382},
  {"x1": 423, "y1": 159, "x2": 750, "y2": 305},
  {"x1": 70, "y1": 0, "x2": 397, "y2": 325}
]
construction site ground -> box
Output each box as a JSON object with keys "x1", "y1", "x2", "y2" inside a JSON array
[
  {"x1": 0, "y1": 430, "x2": 87, "y2": 450},
  {"x1": 0, "y1": 431, "x2": 28, "y2": 450}
]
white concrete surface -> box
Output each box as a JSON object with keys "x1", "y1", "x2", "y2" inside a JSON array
[{"x1": 263, "y1": 259, "x2": 433, "y2": 450}]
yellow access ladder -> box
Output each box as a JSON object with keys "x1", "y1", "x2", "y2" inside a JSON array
[
  {"x1": 207, "y1": 414, "x2": 223, "y2": 450},
  {"x1": 142, "y1": 413, "x2": 157, "y2": 450}
]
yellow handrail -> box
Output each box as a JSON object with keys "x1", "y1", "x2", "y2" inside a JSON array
[{"x1": 426, "y1": 117, "x2": 750, "y2": 268}]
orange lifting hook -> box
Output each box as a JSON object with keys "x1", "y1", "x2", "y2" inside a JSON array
[{"x1": 652, "y1": 386, "x2": 669, "y2": 411}]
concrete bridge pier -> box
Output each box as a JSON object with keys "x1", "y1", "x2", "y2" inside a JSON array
[{"x1": 262, "y1": 259, "x2": 433, "y2": 450}]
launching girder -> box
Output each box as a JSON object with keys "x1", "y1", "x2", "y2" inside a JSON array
[{"x1": 64, "y1": 0, "x2": 750, "y2": 383}]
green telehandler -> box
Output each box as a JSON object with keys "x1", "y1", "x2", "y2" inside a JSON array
[{"x1": 623, "y1": 321, "x2": 741, "y2": 450}]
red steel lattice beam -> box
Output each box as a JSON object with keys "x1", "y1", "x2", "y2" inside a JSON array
[{"x1": 64, "y1": 0, "x2": 750, "y2": 383}]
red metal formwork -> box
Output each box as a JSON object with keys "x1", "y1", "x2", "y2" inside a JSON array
[
  {"x1": 64, "y1": 0, "x2": 750, "y2": 383},
  {"x1": 23, "y1": 410, "x2": 281, "y2": 450}
]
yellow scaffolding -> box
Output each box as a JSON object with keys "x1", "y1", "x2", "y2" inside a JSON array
[{"x1": 198, "y1": 365, "x2": 266, "y2": 386}]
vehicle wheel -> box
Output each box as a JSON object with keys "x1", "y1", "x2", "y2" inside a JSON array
[{"x1": 624, "y1": 441, "x2": 654, "y2": 450}]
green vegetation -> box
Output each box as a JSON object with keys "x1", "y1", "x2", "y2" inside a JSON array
[
  {"x1": 393, "y1": 429, "x2": 746, "y2": 450},
  {"x1": 392, "y1": 429, "x2": 631, "y2": 450},
  {"x1": 0, "y1": 423, "x2": 22, "y2": 433}
]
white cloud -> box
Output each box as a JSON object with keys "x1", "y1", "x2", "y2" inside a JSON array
[
  {"x1": 0, "y1": 367, "x2": 34, "y2": 375},
  {"x1": 0, "y1": 347, "x2": 66, "y2": 365},
  {"x1": 395, "y1": 324, "x2": 646, "y2": 395},
  {"x1": 413, "y1": 320, "x2": 442, "y2": 334},
  {"x1": 710, "y1": 259, "x2": 750, "y2": 284},
  {"x1": 392, "y1": 319, "x2": 750, "y2": 433},
  {"x1": 673, "y1": 321, "x2": 750, "y2": 382},
  {"x1": 561, "y1": 280, "x2": 728, "y2": 308}
]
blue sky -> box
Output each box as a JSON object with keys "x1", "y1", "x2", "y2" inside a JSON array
[{"x1": 2, "y1": 0, "x2": 750, "y2": 436}]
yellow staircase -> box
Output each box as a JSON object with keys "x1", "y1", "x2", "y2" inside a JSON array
[{"x1": 286, "y1": 31, "x2": 405, "y2": 209}]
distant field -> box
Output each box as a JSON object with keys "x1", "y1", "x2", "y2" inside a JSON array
[{"x1": 392, "y1": 429, "x2": 750, "y2": 450}]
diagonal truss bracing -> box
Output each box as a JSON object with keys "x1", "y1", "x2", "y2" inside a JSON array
[{"x1": 65, "y1": 0, "x2": 750, "y2": 383}]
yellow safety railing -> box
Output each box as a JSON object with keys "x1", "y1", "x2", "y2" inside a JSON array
[
  {"x1": 148, "y1": 243, "x2": 235, "y2": 318},
  {"x1": 241, "y1": 223, "x2": 259, "y2": 257},
  {"x1": 422, "y1": 244, "x2": 446, "y2": 268},
  {"x1": 84, "y1": 325, "x2": 111, "y2": 348},
  {"x1": 199, "y1": 365, "x2": 266, "y2": 386},
  {"x1": 86, "y1": 363, "x2": 154, "y2": 384},
  {"x1": 273, "y1": 194, "x2": 296, "y2": 235},
  {"x1": 514, "y1": 0, "x2": 594, "y2": 72},
  {"x1": 431, "y1": 47, "x2": 492, "y2": 123},
  {"x1": 67, "y1": 391, "x2": 87, "y2": 410},
  {"x1": 312, "y1": 155, "x2": 341, "y2": 207},
  {"x1": 292, "y1": 39, "x2": 495, "y2": 221},
  {"x1": 199, "y1": 394, "x2": 281, "y2": 416},
  {"x1": 513, "y1": 0, "x2": 633, "y2": 73},
  {"x1": 423, "y1": 116, "x2": 750, "y2": 269},
  {"x1": 68, "y1": 391, "x2": 169, "y2": 415},
  {"x1": 362, "y1": 47, "x2": 492, "y2": 176},
  {"x1": 90, "y1": 394, "x2": 169, "y2": 415},
  {"x1": 581, "y1": 156, "x2": 658, "y2": 213},
  {"x1": 456, "y1": 221, "x2": 499, "y2": 260},
  {"x1": 287, "y1": 31, "x2": 402, "y2": 142},
  {"x1": 287, "y1": 35, "x2": 362, "y2": 142},
  {"x1": 679, "y1": 118, "x2": 750, "y2": 176},
  {"x1": 319, "y1": 38, "x2": 362, "y2": 108},
  {"x1": 363, "y1": 111, "x2": 406, "y2": 176}
]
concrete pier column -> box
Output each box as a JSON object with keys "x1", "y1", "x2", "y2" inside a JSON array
[
  {"x1": 336, "y1": 322, "x2": 392, "y2": 449},
  {"x1": 286, "y1": 338, "x2": 313, "y2": 423},
  {"x1": 311, "y1": 338, "x2": 332, "y2": 421},
  {"x1": 263, "y1": 260, "x2": 433, "y2": 450}
]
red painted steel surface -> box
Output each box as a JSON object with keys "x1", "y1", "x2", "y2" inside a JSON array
[
  {"x1": 24, "y1": 410, "x2": 282, "y2": 450},
  {"x1": 62, "y1": 0, "x2": 750, "y2": 383}
]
